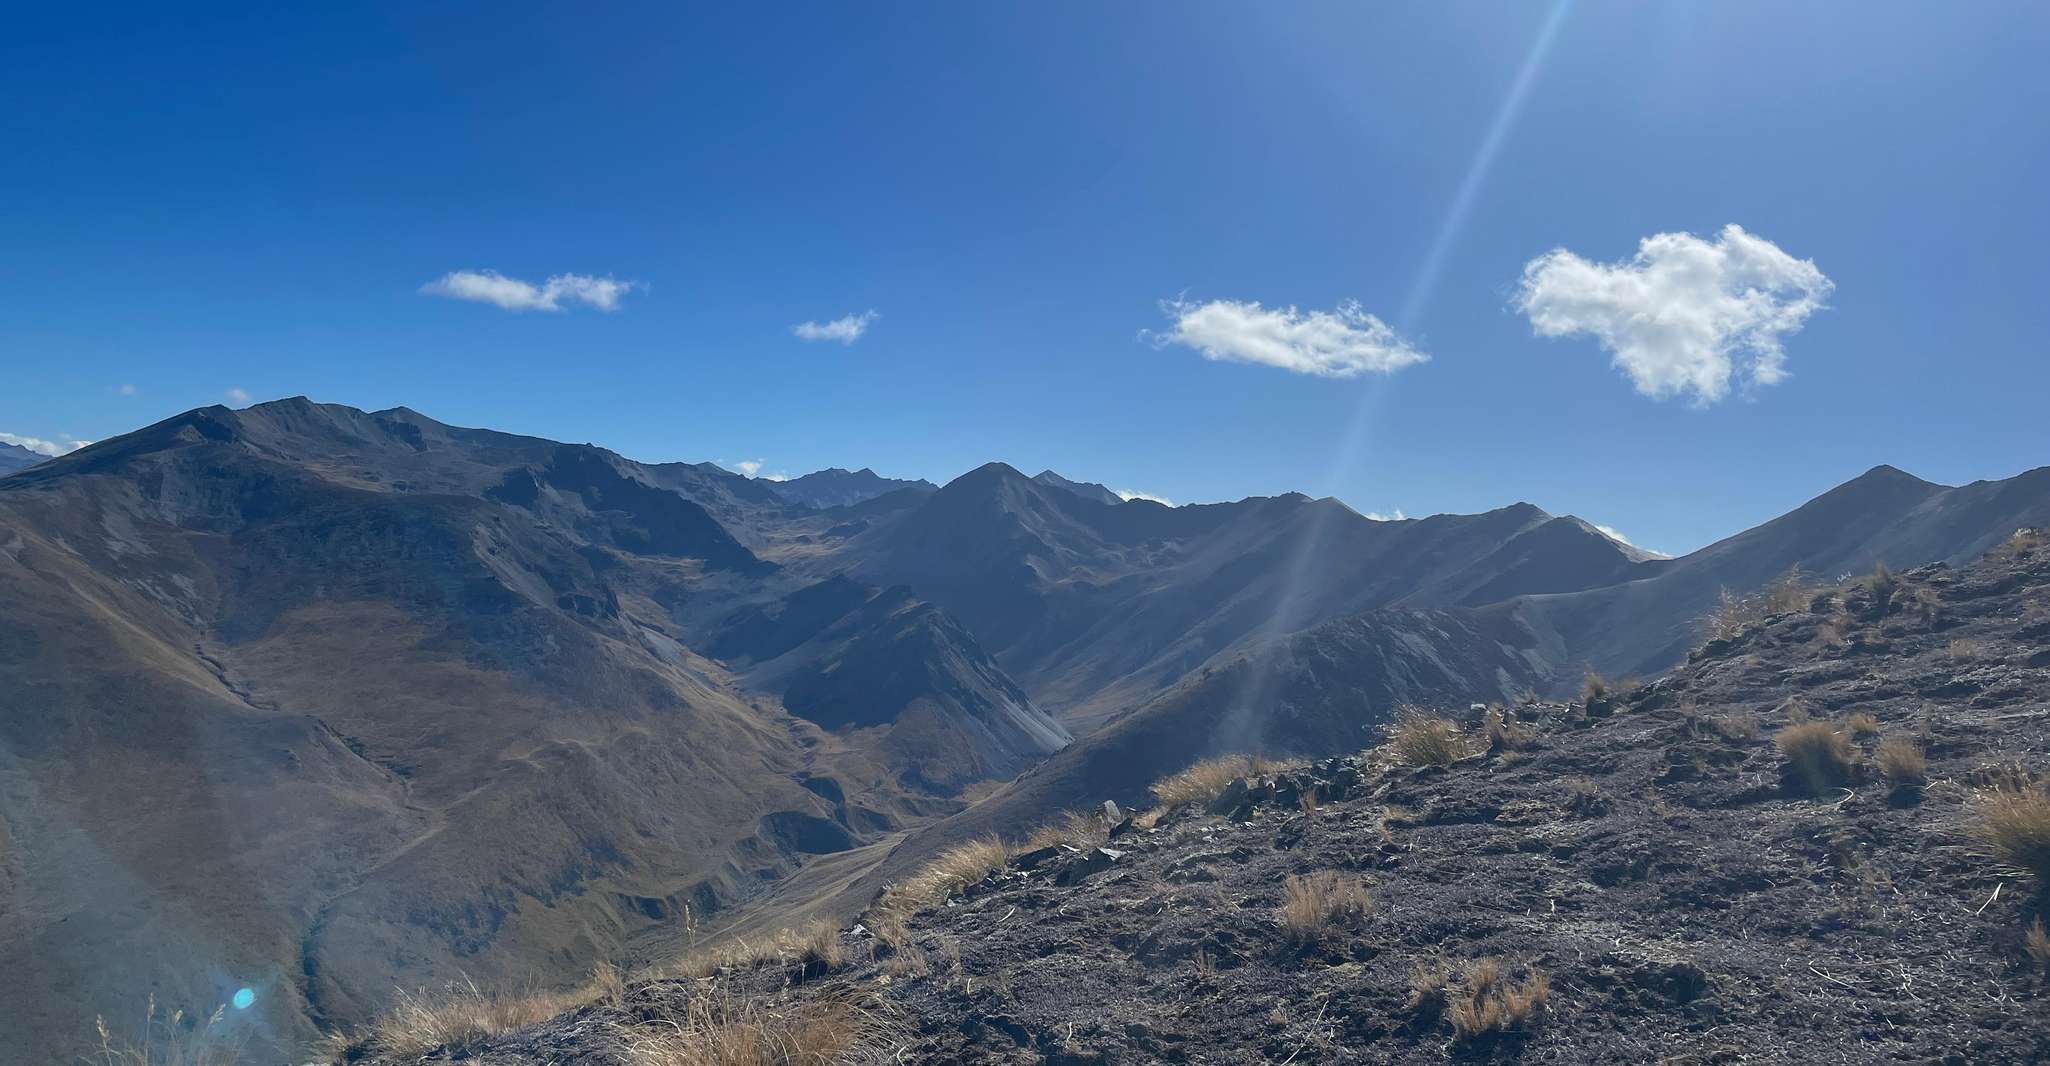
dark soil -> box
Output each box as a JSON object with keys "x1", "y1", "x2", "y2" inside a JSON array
[{"x1": 362, "y1": 539, "x2": 2050, "y2": 1065}]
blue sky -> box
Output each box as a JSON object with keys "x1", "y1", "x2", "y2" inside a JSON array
[{"x1": 3, "y1": 3, "x2": 2046, "y2": 554}]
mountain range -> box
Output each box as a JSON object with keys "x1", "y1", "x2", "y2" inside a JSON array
[
  {"x1": 0, "y1": 440, "x2": 46, "y2": 474},
  {"x1": 2, "y1": 397, "x2": 2045, "y2": 1061}
]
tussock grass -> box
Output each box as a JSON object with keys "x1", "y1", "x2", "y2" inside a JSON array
[
  {"x1": 1703, "y1": 569, "x2": 1818, "y2": 643},
  {"x1": 1863, "y1": 563, "x2": 1902, "y2": 614},
  {"x1": 1776, "y1": 720, "x2": 1857, "y2": 795},
  {"x1": 1405, "y1": 960, "x2": 1451, "y2": 1021},
  {"x1": 371, "y1": 975, "x2": 586, "y2": 1057},
  {"x1": 1149, "y1": 754, "x2": 1293, "y2": 811},
  {"x1": 1448, "y1": 959, "x2": 1549, "y2": 1039},
  {"x1": 667, "y1": 922, "x2": 845, "y2": 982},
  {"x1": 1974, "y1": 787, "x2": 2050, "y2": 883},
  {"x1": 1992, "y1": 527, "x2": 2044, "y2": 561},
  {"x1": 1840, "y1": 711, "x2": 1882, "y2": 737},
  {"x1": 88, "y1": 996, "x2": 246, "y2": 1066},
  {"x1": 1277, "y1": 871, "x2": 1373, "y2": 948},
  {"x1": 1389, "y1": 713, "x2": 1466, "y2": 768},
  {"x1": 616, "y1": 988, "x2": 886, "y2": 1066},
  {"x1": 866, "y1": 836, "x2": 1011, "y2": 946},
  {"x1": 1481, "y1": 706, "x2": 1528, "y2": 752},
  {"x1": 1876, "y1": 737, "x2": 1928, "y2": 787},
  {"x1": 1024, "y1": 809, "x2": 1110, "y2": 851},
  {"x1": 1714, "y1": 711, "x2": 1763, "y2": 742},
  {"x1": 2026, "y1": 919, "x2": 2050, "y2": 971}
]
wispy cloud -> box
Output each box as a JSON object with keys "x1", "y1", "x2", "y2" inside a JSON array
[
  {"x1": 225, "y1": 387, "x2": 252, "y2": 404},
  {"x1": 422, "y1": 269, "x2": 640, "y2": 312},
  {"x1": 1114, "y1": 488, "x2": 1174, "y2": 506},
  {"x1": 792, "y1": 310, "x2": 878, "y2": 344},
  {"x1": 1144, "y1": 297, "x2": 1428, "y2": 379},
  {"x1": 1514, "y1": 224, "x2": 1833, "y2": 405},
  {"x1": 116, "y1": 383, "x2": 138, "y2": 397},
  {"x1": 1364, "y1": 509, "x2": 1407, "y2": 522},
  {"x1": 1, "y1": 432, "x2": 90, "y2": 457},
  {"x1": 1594, "y1": 523, "x2": 1671, "y2": 558}
]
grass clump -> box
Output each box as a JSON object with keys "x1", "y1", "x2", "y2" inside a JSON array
[
  {"x1": 1876, "y1": 737, "x2": 1928, "y2": 787},
  {"x1": 1775, "y1": 720, "x2": 1857, "y2": 796},
  {"x1": 1389, "y1": 713, "x2": 1467, "y2": 768},
  {"x1": 617, "y1": 989, "x2": 885, "y2": 1066},
  {"x1": 1481, "y1": 706, "x2": 1529, "y2": 752},
  {"x1": 1974, "y1": 787, "x2": 2050, "y2": 884},
  {"x1": 866, "y1": 836, "x2": 1011, "y2": 946},
  {"x1": 2026, "y1": 919, "x2": 2050, "y2": 971},
  {"x1": 1149, "y1": 753, "x2": 1291, "y2": 811},
  {"x1": 1277, "y1": 871, "x2": 1373, "y2": 948},
  {"x1": 1840, "y1": 711, "x2": 1882, "y2": 737},
  {"x1": 1447, "y1": 959, "x2": 1550, "y2": 1040},
  {"x1": 88, "y1": 996, "x2": 245, "y2": 1066},
  {"x1": 371, "y1": 975, "x2": 586, "y2": 1057}
]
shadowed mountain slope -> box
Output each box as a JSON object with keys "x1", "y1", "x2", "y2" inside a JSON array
[
  {"x1": 765, "y1": 467, "x2": 938, "y2": 510},
  {"x1": 0, "y1": 399, "x2": 1051, "y2": 1062},
  {"x1": 0, "y1": 441, "x2": 44, "y2": 475}
]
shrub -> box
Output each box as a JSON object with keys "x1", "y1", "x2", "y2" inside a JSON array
[
  {"x1": 1277, "y1": 871, "x2": 1373, "y2": 948},
  {"x1": 1776, "y1": 720, "x2": 1857, "y2": 795},
  {"x1": 1863, "y1": 563, "x2": 1901, "y2": 614},
  {"x1": 1974, "y1": 787, "x2": 2050, "y2": 883},
  {"x1": 1448, "y1": 959, "x2": 1549, "y2": 1039},
  {"x1": 1389, "y1": 714, "x2": 1466, "y2": 767},
  {"x1": 1876, "y1": 737, "x2": 1927, "y2": 787}
]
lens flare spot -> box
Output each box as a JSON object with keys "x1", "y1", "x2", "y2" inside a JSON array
[{"x1": 232, "y1": 987, "x2": 255, "y2": 1010}]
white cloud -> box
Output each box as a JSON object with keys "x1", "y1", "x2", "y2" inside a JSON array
[
  {"x1": 1114, "y1": 488, "x2": 1174, "y2": 506},
  {"x1": 1365, "y1": 509, "x2": 1407, "y2": 522},
  {"x1": 421, "y1": 269, "x2": 639, "y2": 312},
  {"x1": 792, "y1": 310, "x2": 878, "y2": 344},
  {"x1": 730, "y1": 459, "x2": 764, "y2": 477},
  {"x1": 1, "y1": 432, "x2": 89, "y2": 457},
  {"x1": 761, "y1": 472, "x2": 791, "y2": 482},
  {"x1": 1514, "y1": 224, "x2": 1833, "y2": 405},
  {"x1": 116, "y1": 383, "x2": 138, "y2": 397},
  {"x1": 1594, "y1": 523, "x2": 1672, "y2": 559},
  {"x1": 1144, "y1": 297, "x2": 1428, "y2": 379},
  {"x1": 225, "y1": 387, "x2": 252, "y2": 404}
]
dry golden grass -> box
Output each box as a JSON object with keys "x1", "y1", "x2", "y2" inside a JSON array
[
  {"x1": 1277, "y1": 871, "x2": 1373, "y2": 948},
  {"x1": 2026, "y1": 919, "x2": 2050, "y2": 971},
  {"x1": 1024, "y1": 809, "x2": 1110, "y2": 850},
  {"x1": 1974, "y1": 787, "x2": 2050, "y2": 883},
  {"x1": 1775, "y1": 720, "x2": 1857, "y2": 795},
  {"x1": 1389, "y1": 714, "x2": 1466, "y2": 768},
  {"x1": 1405, "y1": 961, "x2": 1451, "y2": 1020},
  {"x1": 1840, "y1": 711, "x2": 1882, "y2": 737},
  {"x1": 1447, "y1": 959, "x2": 1549, "y2": 1039},
  {"x1": 1992, "y1": 527, "x2": 2045, "y2": 560},
  {"x1": 371, "y1": 975, "x2": 585, "y2": 1057},
  {"x1": 1148, "y1": 753, "x2": 1294, "y2": 811},
  {"x1": 1580, "y1": 672, "x2": 1610, "y2": 704},
  {"x1": 1876, "y1": 736, "x2": 1928, "y2": 786},
  {"x1": 87, "y1": 996, "x2": 246, "y2": 1066},
  {"x1": 866, "y1": 836, "x2": 1011, "y2": 946},
  {"x1": 1702, "y1": 570, "x2": 1813, "y2": 642},
  {"x1": 1863, "y1": 563, "x2": 1902, "y2": 613},
  {"x1": 616, "y1": 988, "x2": 886, "y2": 1066}
]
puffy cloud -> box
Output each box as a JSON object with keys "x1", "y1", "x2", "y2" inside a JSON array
[
  {"x1": 421, "y1": 269, "x2": 639, "y2": 312},
  {"x1": 1144, "y1": 297, "x2": 1427, "y2": 378},
  {"x1": 792, "y1": 310, "x2": 878, "y2": 344},
  {"x1": 1114, "y1": 488, "x2": 1174, "y2": 506},
  {"x1": 1, "y1": 432, "x2": 89, "y2": 457},
  {"x1": 730, "y1": 459, "x2": 765, "y2": 477},
  {"x1": 225, "y1": 387, "x2": 252, "y2": 404},
  {"x1": 1364, "y1": 509, "x2": 1407, "y2": 522},
  {"x1": 1514, "y1": 224, "x2": 1832, "y2": 405}
]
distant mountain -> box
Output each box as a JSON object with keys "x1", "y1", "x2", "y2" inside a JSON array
[
  {"x1": 0, "y1": 399, "x2": 1044, "y2": 1061},
  {"x1": 0, "y1": 441, "x2": 45, "y2": 474},
  {"x1": 7, "y1": 397, "x2": 2046, "y2": 1063},
  {"x1": 765, "y1": 467, "x2": 938, "y2": 509},
  {"x1": 1030, "y1": 469, "x2": 1124, "y2": 506},
  {"x1": 823, "y1": 462, "x2": 1648, "y2": 727}
]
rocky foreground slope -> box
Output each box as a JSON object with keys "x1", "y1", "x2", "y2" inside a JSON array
[{"x1": 348, "y1": 532, "x2": 2050, "y2": 1064}]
